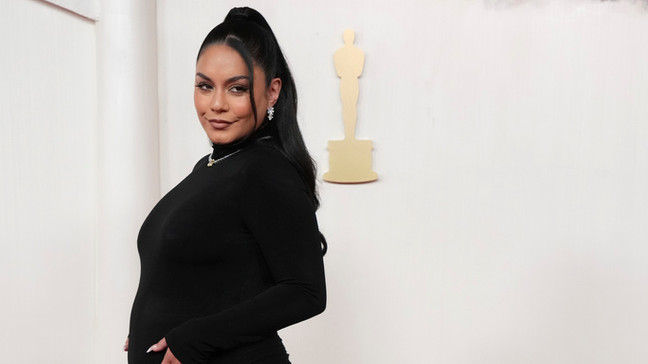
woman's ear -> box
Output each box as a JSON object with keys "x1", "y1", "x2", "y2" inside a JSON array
[{"x1": 267, "y1": 78, "x2": 282, "y2": 107}]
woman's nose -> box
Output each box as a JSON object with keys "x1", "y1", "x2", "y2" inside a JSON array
[{"x1": 210, "y1": 90, "x2": 227, "y2": 112}]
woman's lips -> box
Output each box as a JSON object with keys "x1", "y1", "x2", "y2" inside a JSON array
[{"x1": 208, "y1": 119, "x2": 232, "y2": 130}]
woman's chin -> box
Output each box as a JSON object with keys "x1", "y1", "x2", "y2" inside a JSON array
[
  {"x1": 206, "y1": 128, "x2": 260, "y2": 145},
  {"x1": 207, "y1": 133, "x2": 244, "y2": 145}
]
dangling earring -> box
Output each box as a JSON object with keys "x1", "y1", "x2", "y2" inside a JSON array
[{"x1": 267, "y1": 106, "x2": 275, "y2": 121}]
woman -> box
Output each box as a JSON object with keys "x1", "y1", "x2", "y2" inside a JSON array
[{"x1": 126, "y1": 7, "x2": 327, "y2": 364}]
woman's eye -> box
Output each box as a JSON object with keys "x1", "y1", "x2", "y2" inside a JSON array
[
  {"x1": 229, "y1": 85, "x2": 249, "y2": 94},
  {"x1": 195, "y1": 83, "x2": 212, "y2": 91}
]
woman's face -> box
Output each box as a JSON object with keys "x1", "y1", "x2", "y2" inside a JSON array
[{"x1": 194, "y1": 44, "x2": 281, "y2": 145}]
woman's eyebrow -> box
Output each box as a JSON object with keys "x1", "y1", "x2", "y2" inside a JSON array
[
  {"x1": 196, "y1": 72, "x2": 212, "y2": 82},
  {"x1": 226, "y1": 75, "x2": 250, "y2": 83},
  {"x1": 195, "y1": 73, "x2": 250, "y2": 83}
]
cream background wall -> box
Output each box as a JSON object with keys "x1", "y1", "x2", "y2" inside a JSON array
[
  {"x1": 1, "y1": 0, "x2": 159, "y2": 363},
  {"x1": 158, "y1": 1, "x2": 648, "y2": 363},
  {"x1": 0, "y1": 0, "x2": 97, "y2": 362},
  {"x1": 42, "y1": 0, "x2": 100, "y2": 20},
  {"x1": 1, "y1": 0, "x2": 647, "y2": 363}
]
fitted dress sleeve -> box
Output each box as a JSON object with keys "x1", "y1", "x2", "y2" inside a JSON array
[{"x1": 164, "y1": 151, "x2": 326, "y2": 362}]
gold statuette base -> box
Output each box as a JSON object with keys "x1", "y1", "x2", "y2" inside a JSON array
[{"x1": 323, "y1": 139, "x2": 378, "y2": 183}]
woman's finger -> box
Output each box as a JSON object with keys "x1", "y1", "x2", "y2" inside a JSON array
[
  {"x1": 124, "y1": 337, "x2": 129, "y2": 351},
  {"x1": 161, "y1": 347, "x2": 182, "y2": 364},
  {"x1": 147, "y1": 337, "x2": 168, "y2": 353}
]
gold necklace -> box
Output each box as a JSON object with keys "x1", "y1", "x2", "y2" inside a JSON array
[{"x1": 207, "y1": 148, "x2": 242, "y2": 167}]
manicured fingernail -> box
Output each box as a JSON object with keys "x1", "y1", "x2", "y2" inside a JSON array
[{"x1": 146, "y1": 345, "x2": 156, "y2": 353}]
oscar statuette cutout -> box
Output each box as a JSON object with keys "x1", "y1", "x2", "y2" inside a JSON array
[{"x1": 323, "y1": 29, "x2": 378, "y2": 184}]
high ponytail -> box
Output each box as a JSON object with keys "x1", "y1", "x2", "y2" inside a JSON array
[{"x1": 197, "y1": 7, "x2": 327, "y2": 254}]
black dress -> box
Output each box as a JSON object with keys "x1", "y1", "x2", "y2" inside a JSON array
[{"x1": 128, "y1": 130, "x2": 326, "y2": 364}]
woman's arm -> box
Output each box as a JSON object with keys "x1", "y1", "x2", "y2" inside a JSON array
[{"x1": 164, "y1": 150, "x2": 326, "y2": 362}]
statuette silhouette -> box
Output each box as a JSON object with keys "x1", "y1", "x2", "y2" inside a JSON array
[{"x1": 323, "y1": 29, "x2": 378, "y2": 183}]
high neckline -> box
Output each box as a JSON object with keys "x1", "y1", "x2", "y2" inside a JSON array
[{"x1": 210, "y1": 123, "x2": 273, "y2": 160}]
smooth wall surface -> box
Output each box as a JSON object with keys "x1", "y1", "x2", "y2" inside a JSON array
[
  {"x1": 0, "y1": 0, "x2": 97, "y2": 361},
  {"x1": 158, "y1": 1, "x2": 648, "y2": 363},
  {"x1": 2, "y1": 0, "x2": 648, "y2": 363},
  {"x1": 1, "y1": 1, "x2": 160, "y2": 363}
]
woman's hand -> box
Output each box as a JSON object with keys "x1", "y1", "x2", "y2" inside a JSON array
[{"x1": 147, "y1": 337, "x2": 182, "y2": 364}]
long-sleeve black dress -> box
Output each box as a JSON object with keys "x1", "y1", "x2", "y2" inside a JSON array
[{"x1": 127, "y1": 130, "x2": 326, "y2": 364}]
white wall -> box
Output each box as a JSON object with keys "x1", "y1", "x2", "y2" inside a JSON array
[
  {"x1": 1, "y1": 1, "x2": 159, "y2": 363},
  {"x1": 0, "y1": 0, "x2": 97, "y2": 362},
  {"x1": 158, "y1": 1, "x2": 648, "y2": 363},
  {"x1": 94, "y1": 0, "x2": 160, "y2": 363},
  {"x1": 2, "y1": 0, "x2": 647, "y2": 363}
]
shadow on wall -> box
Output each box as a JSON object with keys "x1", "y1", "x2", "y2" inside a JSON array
[{"x1": 38, "y1": 0, "x2": 99, "y2": 21}]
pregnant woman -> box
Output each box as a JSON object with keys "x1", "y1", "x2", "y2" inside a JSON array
[{"x1": 126, "y1": 7, "x2": 327, "y2": 364}]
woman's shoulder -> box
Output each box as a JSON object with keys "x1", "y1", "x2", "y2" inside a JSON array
[
  {"x1": 192, "y1": 154, "x2": 210, "y2": 172},
  {"x1": 245, "y1": 140, "x2": 286, "y2": 163},
  {"x1": 241, "y1": 142, "x2": 306, "y2": 188}
]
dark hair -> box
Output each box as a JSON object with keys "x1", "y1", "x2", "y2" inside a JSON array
[{"x1": 197, "y1": 7, "x2": 327, "y2": 255}]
